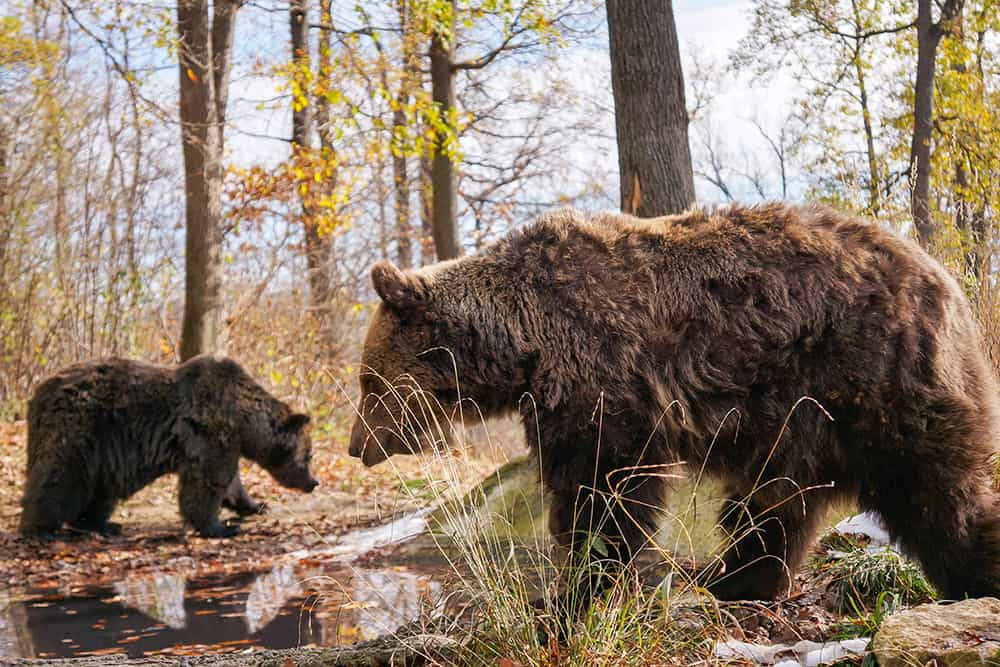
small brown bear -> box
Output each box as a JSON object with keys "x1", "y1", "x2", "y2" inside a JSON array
[
  {"x1": 348, "y1": 203, "x2": 1000, "y2": 611},
  {"x1": 20, "y1": 354, "x2": 317, "y2": 538}
]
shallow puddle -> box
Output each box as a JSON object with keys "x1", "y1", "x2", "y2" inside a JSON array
[{"x1": 0, "y1": 561, "x2": 443, "y2": 659}]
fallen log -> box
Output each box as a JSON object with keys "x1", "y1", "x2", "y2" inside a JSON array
[{"x1": 5, "y1": 633, "x2": 461, "y2": 667}]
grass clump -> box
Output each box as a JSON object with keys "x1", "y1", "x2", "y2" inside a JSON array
[{"x1": 826, "y1": 545, "x2": 936, "y2": 614}]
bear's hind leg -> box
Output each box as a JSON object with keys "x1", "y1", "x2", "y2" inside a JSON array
[
  {"x1": 867, "y1": 400, "x2": 1000, "y2": 600},
  {"x1": 868, "y1": 468, "x2": 1000, "y2": 600},
  {"x1": 68, "y1": 493, "x2": 121, "y2": 536},
  {"x1": 707, "y1": 483, "x2": 832, "y2": 601}
]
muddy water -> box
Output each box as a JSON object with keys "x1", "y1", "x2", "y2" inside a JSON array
[{"x1": 0, "y1": 560, "x2": 444, "y2": 659}]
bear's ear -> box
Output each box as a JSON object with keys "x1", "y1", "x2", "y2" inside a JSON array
[
  {"x1": 280, "y1": 413, "x2": 311, "y2": 433},
  {"x1": 371, "y1": 260, "x2": 427, "y2": 311}
]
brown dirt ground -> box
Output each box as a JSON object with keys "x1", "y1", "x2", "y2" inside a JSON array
[{"x1": 0, "y1": 420, "x2": 502, "y2": 593}]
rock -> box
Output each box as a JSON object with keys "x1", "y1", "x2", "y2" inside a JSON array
[{"x1": 872, "y1": 597, "x2": 1000, "y2": 667}]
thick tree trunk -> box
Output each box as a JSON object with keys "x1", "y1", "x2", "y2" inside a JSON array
[
  {"x1": 910, "y1": 0, "x2": 963, "y2": 244},
  {"x1": 606, "y1": 0, "x2": 695, "y2": 217},
  {"x1": 177, "y1": 0, "x2": 236, "y2": 361},
  {"x1": 428, "y1": 2, "x2": 461, "y2": 260}
]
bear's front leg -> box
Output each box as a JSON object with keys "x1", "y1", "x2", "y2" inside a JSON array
[
  {"x1": 221, "y1": 473, "x2": 267, "y2": 516},
  {"x1": 178, "y1": 463, "x2": 239, "y2": 538},
  {"x1": 543, "y1": 441, "x2": 668, "y2": 626}
]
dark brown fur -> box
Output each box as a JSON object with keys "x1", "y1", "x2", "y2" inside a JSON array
[
  {"x1": 20, "y1": 355, "x2": 317, "y2": 538},
  {"x1": 349, "y1": 203, "x2": 1000, "y2": 607}
]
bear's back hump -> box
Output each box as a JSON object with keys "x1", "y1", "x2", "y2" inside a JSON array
[{"x1": 28, "y1": 358, "x2": 177, "y2": 429}]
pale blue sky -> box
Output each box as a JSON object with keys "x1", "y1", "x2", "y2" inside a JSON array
[{"x1": 221, "y1": 0, "x2": 792, "y2": 205}]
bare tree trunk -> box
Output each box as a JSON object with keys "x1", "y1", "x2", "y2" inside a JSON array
[
  {"x1": 606, "y1": 0, "x2": 695, "y2": 217},
  {"x1": 392, "y1": 126, "x2": 412, "y2": 267},
  {"x1": 291, "y1": 0, "x2": 332, "y2": 316},
  {"x1": 376, "y1": 126, "x2": 390, "y2": 259},
  {"x1": 429, "y1": 1, "x2": 461, "y2": 260},
  {"x1": 211, "y1": 0, "x2": 236, "y2": 150},
  {"x1": 6, "y1": 635, "x2": 460, "y2": 666},
  {"x1": 0, "y1": 124, "x2": 9, "y2": 287},
  {"x1": 910, "y1": 0, "x2": 963, "y2": 244},
  {"x1": 848, "y1": 0, "x2": 881, "y2": 215},
  {"x1": 419, "y1": 153, "x2": 435, "y2": 265},
  {"x1": 391, "y1": 0, "x2": 417, "y2": 269},
  {"x1": 177, "y1": 0, "x2": 238, "y2": 362}
]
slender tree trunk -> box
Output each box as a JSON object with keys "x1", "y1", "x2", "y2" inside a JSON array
[
  {"x1": 419, "y1": 153, "x2": 435, "y2": 265},
  {"x1": 606, "y1": 0, "x2": 695, "y2": 217},
  {"x1": 910, "y1": 0, "x2": 963, "y2": 244},
  {"x1": 392, "y1": 121, "x2": 411, "y2": 267},
  {"x1": 947, "y1": 15, "x2": 982, "y2": 282},
  {"x1": 0, "y1": 124, "x2": 9, "y2": 287},
  {"x1": 391, "y1": 0, "x2": 416, "y2": 269},
  {"x1": 314, "y1": 0, "x2": 338, "y2": 300},
  {"x1": 291, "y1": 0, "x2": 332, "y2": 316},
  {"x1": 177, "y1": 0, "x2": 238, "y2": 361},
  {"x1": 376, "y1": 126, "x2": 390, "y2": 259},
  {"x1": 428, "y1": 1, "x2": 461, "y2": 260},
  {"x1": 856, "y1": 61, "x2": 881, "y2": 214},
  {"x1": 849, "y1": 0, "x2": 881, "y2": 215}
]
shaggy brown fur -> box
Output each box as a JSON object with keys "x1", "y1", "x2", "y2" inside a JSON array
[
  {"x1": 349, "y1": 203, "x2": 1000, "y2": 609},
  {"x1": 20, "y1": 355, "x2": 317, "y2": 538}
]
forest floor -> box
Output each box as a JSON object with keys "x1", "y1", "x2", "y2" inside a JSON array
[{"x1": 0, "y1": 418, "x2": 918, "y2": 664}]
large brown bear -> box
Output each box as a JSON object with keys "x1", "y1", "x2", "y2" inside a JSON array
[
  {"x1": 348, "y1": 203, "x2": 1000, "y2": 609},
  {"x1": 20, "y1": 355, "x2": 318, "y2": 538}
]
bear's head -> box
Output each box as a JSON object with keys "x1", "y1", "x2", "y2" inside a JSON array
[
  {"x1": 348, "y1": 261, "x2": 478, "y2": 467},
  {"x1": 264, "y1": 412, "x2": 318, "y2": 492},
  {"x1": 176, "y1": 356, "x2": 320, "y2": 492}
]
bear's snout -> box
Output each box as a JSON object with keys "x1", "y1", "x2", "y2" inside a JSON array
[
  {"x1": 348, "y1": 419, "x2": 365, "y2": 459},
  {"x1": 348, "y1": 417, "x2": 394, "y2": 467}
]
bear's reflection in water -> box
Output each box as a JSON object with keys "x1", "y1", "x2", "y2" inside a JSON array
[{"x1": 0, "y1": 562, "x2": 443, "y2": 659}]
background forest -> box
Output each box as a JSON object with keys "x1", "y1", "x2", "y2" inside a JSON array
[{"x1": 2, "y1": 0, "x2": 999, "y2": 428}]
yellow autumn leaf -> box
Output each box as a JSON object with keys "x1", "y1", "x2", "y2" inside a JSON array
[{"x1": 186, "y1": 67, "x2": 197, "y2": 82}]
